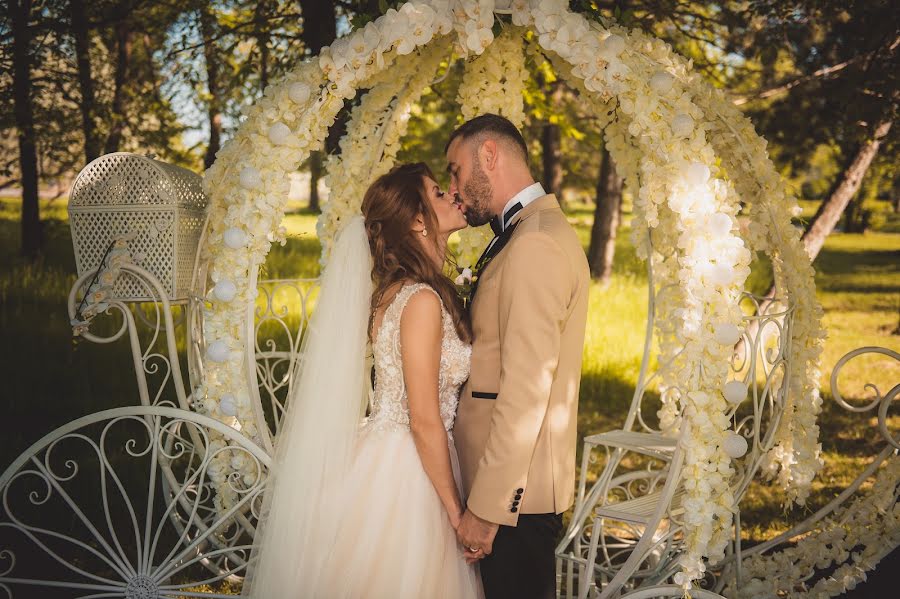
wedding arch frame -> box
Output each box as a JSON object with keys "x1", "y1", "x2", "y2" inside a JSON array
[
  {"x1": 200, "y1": 1, "x2": 826, "y2": 589},
  {"x1": 0, "y1": 2, "x2": 896, "y2": 599}
]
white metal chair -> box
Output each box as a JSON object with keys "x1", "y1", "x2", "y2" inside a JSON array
[{"x1": 556, "y1": 253, "x2": 797, "y2": 598}]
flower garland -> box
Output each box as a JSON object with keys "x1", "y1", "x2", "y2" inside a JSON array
[
  {"x1": 199, "y1": 57, "x2": 339, "y2": 517},
  {"x1": 454, "y1": 24, "x2": 528, "y2": 268},
  {"x1": 685, "y1": 82, "x2": 827, "y2": 506},
  {"x1": 450, "y1": 0, "x2": 495, "y2": 58},
  {"x1": 518, "y1": 2, "x2": 826, "y2": 586},
  {"x1": 523, "y1": 4, "x2": 752, "y2": 584},
  {"x1": 70, "y1": 234, "x2": 136, "y2": 336},
  {"x1": 725, "y1": 456, "x2": 900, "y2": 598},
  {"x1": 598, "y1": 11, "x2": 827, "y2": 507}
]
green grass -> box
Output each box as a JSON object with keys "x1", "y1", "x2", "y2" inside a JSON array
[{"x1": 1, "y1": 197, "x2": 898, "y2": 548}]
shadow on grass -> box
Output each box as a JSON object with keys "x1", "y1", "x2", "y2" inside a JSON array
[{"x1": 814, "y1": 245, "x2": 900, "y2": 294}]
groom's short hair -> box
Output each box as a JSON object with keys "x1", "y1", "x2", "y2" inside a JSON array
[{"x1": 446, "y1": 113, "x2": 529, "y2": 164}]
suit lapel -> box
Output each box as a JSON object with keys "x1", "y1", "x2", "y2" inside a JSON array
[
  {"x1": 467, "y1": 194, "x2": 561, "y2": 307},
  {"x1": 476, "y1": 219, "x2": 518, "y2": 275}
]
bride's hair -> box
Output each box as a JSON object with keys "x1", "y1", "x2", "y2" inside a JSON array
[{"x1": 362, "y1": 162, "x2": 472, "y2": 343}]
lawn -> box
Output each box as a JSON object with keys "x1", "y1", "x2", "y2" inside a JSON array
[{"x1": 1, "y1": 196, "x2": 898, "y2": 550}]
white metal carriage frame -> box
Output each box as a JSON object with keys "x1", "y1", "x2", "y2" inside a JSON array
[
  {"x1": 1, "y1": 8, "x2": 898, "y2": 599},
  {"x1": 1, "y1": 198, "x2": 894, "y2": 598}
]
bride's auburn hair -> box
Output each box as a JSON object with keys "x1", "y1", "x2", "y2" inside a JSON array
[{"x1": 362, "y1": 163, "x2": 472, "y2": 344}]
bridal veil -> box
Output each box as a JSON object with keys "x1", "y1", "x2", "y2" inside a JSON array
[{"x1": 241, "y1": 216, "x2": 373, "y2": 597}]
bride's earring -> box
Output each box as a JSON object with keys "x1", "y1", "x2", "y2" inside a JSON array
[{"x1": 422, "y1": 228, "x2": 428, "y2": 237}]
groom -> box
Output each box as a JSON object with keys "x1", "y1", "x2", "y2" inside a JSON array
[{"x1": 448, "y1": 114, "x2": 590, "y2": 598}]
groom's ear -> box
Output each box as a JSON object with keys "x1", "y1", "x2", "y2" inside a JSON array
[{"x1": 479, "y1": 139, "x2": 499, "y2": 172}]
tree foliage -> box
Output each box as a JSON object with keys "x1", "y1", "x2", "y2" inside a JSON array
[{"x1": 1, "y1": 0, "x2": 896, "y2": 257}]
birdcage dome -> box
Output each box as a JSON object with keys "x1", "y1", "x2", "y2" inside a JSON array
[{"x1": 68, "y1": 152, "x2": 208, "y2": 301}]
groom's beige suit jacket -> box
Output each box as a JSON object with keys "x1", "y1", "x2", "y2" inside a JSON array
[{"x1": 455, "y1": 194, "x2": 590, "y2": 527}]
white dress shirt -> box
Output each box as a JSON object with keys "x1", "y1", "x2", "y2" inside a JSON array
[{"x1": 500, "y1": 182, "x2": 546, "y2": 231}]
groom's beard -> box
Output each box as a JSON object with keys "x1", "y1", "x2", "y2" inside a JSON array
[{"x1": 461, "y1": 161, "x2": 493, "y2": 227}]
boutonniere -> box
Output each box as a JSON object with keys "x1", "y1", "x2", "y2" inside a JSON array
[{"x1": 454, "y1": 266, "x2": 477, "y2": 307}]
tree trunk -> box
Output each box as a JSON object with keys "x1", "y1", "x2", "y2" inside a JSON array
[
  {"x1": 254, "y1": 0, "x2": 270, "y2": 91},
  {"x1": 801, "y1": 116, "x2": 893, "y2": 260},
  {"x1": 70, "y1": 0, "x2": 101, "y2": 163},
  {"x1": 200, "y1": 5, "x2": 223, "y2": 169},
  {"x1": 587, "y1": 147, "x2": 623, "y2": 285},
  {"x1": 298, "y1": 0, "x2": 336, "y2": 56},
  {"x1": 11, "y1": 0, "x2": 42, "y2": 258},
  {"x1": 104, "y1": 18, "x2": 132, "y2": 154},
  {"x1": 299, "y1": 0, "x2": 336, "y2": 212},
  {"x1": 308, "y1": 152, "x2": 323, "y2": 212},
  {"x1": 542, "y1": 82, "x2": 564, "y2": 203},
  {"x1": 892, "y1": 177, "x2": 899, "y2": 213}
]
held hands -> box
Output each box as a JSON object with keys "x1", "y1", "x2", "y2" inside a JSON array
[{"x1": 456, "y1": 508, "x2": 499, "y2": 565}]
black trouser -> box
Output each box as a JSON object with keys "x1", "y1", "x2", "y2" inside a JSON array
[{"x1": 480, "y1": 512, "x2": 563, "y2": 599}]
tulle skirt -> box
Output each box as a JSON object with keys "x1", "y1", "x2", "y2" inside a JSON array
[{"x1": 293, "y1": 423, "x2": 484, "y2": 598}]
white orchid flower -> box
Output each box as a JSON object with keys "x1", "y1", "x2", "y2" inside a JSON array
[
  {"x1": 464, "y1": 20, "x2": 493, "y2": 54},
  {"x1": 509, "y1": 1, "x2": 530, "y2": 25},
  {"x1": 405, "y1": 9, "x2": 435, "y2": 47},
  {"x1": 329, "y1": 38, "x2": 350, "y2": 70}
]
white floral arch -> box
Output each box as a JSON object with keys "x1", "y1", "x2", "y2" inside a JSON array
[{"x1": 200, "y1": 0, "x2": 827, "y2": 589}]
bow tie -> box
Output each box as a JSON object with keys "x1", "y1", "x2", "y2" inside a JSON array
[{"x1": 489, "y1": 202, "x2": 524, "y2": 236}]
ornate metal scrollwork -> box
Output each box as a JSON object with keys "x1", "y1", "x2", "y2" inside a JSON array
[{"x1": 0, "y1": 406, "x2": 269, "y2": 598}]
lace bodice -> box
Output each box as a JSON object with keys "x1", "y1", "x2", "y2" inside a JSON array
[{"x1": 364, "y1": 283, "x2": 471, "y2": 435}]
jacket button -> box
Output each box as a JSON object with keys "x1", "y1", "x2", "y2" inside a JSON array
[
  {"x1": 512, "y1": 500, "x2": 520, "y2": 507},
  {"x1": 516, "y1": 488, "x2": 524, "y2": 494},
  {"x1": 510, "y1": 507, "x2": 518, "y2": 513},
  {"x1": 514, "y1": 493, "x2": 522, "y2": 500}
]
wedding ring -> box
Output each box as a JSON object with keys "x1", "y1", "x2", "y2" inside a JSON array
[{"x1": 467, "y1": 546, "x2": 480, "y2": 552}]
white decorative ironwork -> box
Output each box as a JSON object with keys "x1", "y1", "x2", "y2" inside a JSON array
[
  {"x1": 556, "y1": 342, "x2": 899, "y2": 598},
  {"x1": 68, "y1": 259, "x2": 195, "y2": 412},
  {"x1": 716, "y1": 346, "x2": 899, "y2": 598},
  {"x1": 0, "y1": 406, "x2": 269, "y2": 598},
  {"x1": 829, "y1": 347, "x2": 899, "y2": 450},
  {"x1": 556, "y1": 247, "x2": 797, "y2": 598},
  {"x1": 619, "y1": 586, "x2": 725, "y2": 599},
  {"x1": 247, "y1": 277, "x2": 320, "y2": 445},
  {"x1": 69, "y1": 152, "x2": 208, "y2": 302}
]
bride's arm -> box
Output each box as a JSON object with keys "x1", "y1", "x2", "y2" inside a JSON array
[{"x1": 400, "y1": 289, "x2": 465, "y2": 529}]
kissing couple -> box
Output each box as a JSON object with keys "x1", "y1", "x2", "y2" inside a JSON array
[{"x1": 242, "y1": 114, "x2": 590, "y2": 599}]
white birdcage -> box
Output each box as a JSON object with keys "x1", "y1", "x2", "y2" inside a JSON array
[{"x1": 68, "y1": 152, "x2": 208, "y2": 302}]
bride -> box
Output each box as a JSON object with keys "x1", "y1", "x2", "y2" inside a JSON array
[{"x1": 241, "y1": 163, "x2": 484, "y2": 598}]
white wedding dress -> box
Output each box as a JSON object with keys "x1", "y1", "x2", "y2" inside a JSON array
[{"x1": 283, "y1": 282, "x2": 483, "y2": 598}]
